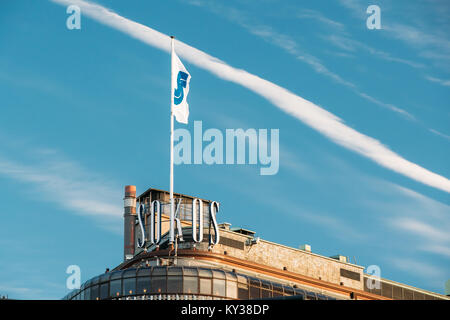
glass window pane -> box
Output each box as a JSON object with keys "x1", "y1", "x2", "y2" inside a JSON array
[
  {"x1": 225, "y1": 272, "x2": 237, "y2": 281},
  {"x1": 305, "y1": 291, "x2": 317, "y2": 300},
  {"x1": 91, "y1": 285, "x2": 99, "y2": 300},
  {"x1": 200, "y1": 278, "x2": 212, "y2": 295},
  {"x1": 183, "y1": 267, "x2": 198, "y2": 277},
  {"x1": 84, "y1": 287, "x2": 91, "y2": 300},
  {"x1": 152, "y1": 267, "x2": 167, "y2": 276},
  {"x1": 236, "y1": 274, "x2": 247, "y2": 284},
  {"x1": 261, "y1": 289, "x2": 271, "y2": 298},
  {"x1": 294, "y1": 288, "x2": 306, "y2": 298},
  {"x1": 91, "y1": 276, "x2": 100, "y2": 285},
  {"x1": 123, "y1": 269, "x2": 137, "y2": 278},
  {"x1": 238, "y1": 286, "x2": 248, "y2": 300},
  {"x1": 249, "y1": 285, "x2": 260, "y2": 299},
  {"x1": 100, "y1": 273, "x2": 110, "y2": 283},
  {"x1": 168, "y1": 267, "x2": 182, "y2": 276},
  {"x1": 137, "y1": 277, "x2": 150, "y2": 294},
  {"x1": 227, "y1": 281, "x2": 237, "y2": 299},
  {"x1": 283, "y1": 286, "x2": 294, "y2": 296},
  {"x1": 183, "y1": 276, "x2": 198, "y2": 294},
  {"x1": 261, "y1": 280, "x2": 271, "y2": 290},
  {"x1": 123, "y1": 277, "x2": 136, "y2": 296},
  {"x1": 272, "y1": 283, "x2": 283, "y2": 297},
  {"x1": 150, "y1": 276, "x2": 166, "y2": 294},
  {"x1": 110, "y1": 279, "x2": 121, "y2": 298},
  {"x1": 137, "y1": 268, "x2": 152, "y2": 277},
  {"x1": 167, "y1": 276, "x2": 183, "y2": 293},
  {"x1": 212, "y1": 270, "x2": 226, "y2": 279},
  {"x1": 249, "y1": 278, "x2": 260, "y2": 287},
  {"x1": 100, "y1": 283, "x2": 108, "y2": 299},
  {"x1": 198, "y1": 268, "x2": 213, "y2": 278},
  {"x1": 213, "y1": 278, "x2": 226, "y2": 297},
  {"x1": 110, "y1": 271, "x2": 123, "y2": 280}
]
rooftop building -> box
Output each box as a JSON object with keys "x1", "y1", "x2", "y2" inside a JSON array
[{"x1": 63, "y1": 186, "x2": 449, "y2": 301}]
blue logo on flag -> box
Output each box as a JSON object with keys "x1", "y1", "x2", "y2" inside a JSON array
[{"x1": 174, "y1": 71, "x2": 189, "y2": 105}]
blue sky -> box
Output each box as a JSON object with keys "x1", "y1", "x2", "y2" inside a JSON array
[{"x1": 0, "y1": 0, "x2": 449, "y2": 299}]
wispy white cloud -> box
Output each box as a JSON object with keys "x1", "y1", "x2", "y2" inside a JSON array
[
  {"x1": 377, "y1": 184, "x2": 450, "y2": 260},
  {"x1": 338, "y1": 0, "x2": 450, "y2": 70},
  {"x1": 386, "y1": 23, "x2": 450, "y2": 53},
  {"x1": 49, "y1": 0, "x2": 450, "y2": 193},
  {"x1": 429, "y1": 128, "x2": 450, "y2": 141},
  {"x1": 337, "y1": 0, "x2": 368, "y2": 20},
  {"x1": 418, "y1": 245, "x2": 450, "y2": 259},
  {"x1": 325, "y1": 34, "x2": 425, "y2": 69},
  {"x1": 297, "y1": 8, "x2": 345, "y2": 30},
  {"x1": 390, "y1": 217, "x2": 450, "y2": 243},
  {"x1": 0, "y1": 147, "x2": 122, "y2": 221},
  {"x1": 390, "y1": 257, "x2": 447, "y2": 280},
  {"x1": 425, "y1": 75, "x2": 450, "y2": 87},
  {"x1": 183, "y1": 0, "x2": 416, "y2": 119}
]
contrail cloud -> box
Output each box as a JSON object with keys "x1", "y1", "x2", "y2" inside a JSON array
[{"x1": 51, "y1": 0, "x2": 450, "y2": 193}]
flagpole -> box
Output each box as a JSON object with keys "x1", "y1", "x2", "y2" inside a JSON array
[{"x1": 169, "y1": 36, "x2": 175, "y2": 245}]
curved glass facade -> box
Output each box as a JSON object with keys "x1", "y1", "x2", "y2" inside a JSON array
[{"x1": 63, "y1": 266, "x2": 337, "y2": 300}]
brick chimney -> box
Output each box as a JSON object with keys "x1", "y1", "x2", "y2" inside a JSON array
[{"x1": 123, "y1": 185, "x2": 136, "y2": 261}]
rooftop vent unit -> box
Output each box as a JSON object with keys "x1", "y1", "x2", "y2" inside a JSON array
[
  {"x1": 330, "y1": 255, "x2": 348, "y2": 263},
  {"x1": 299, "y1": 244, "x2": 311, "y2": 252},
  {"x1": 231, "y1": 227, "x2": 256, "y2": 237},
  {"x1": 218, "y1": 222, "x2": 232, "y2": 230},
  {"x1": 246, "y1": 236, "x2": 260, "y2": 246}
]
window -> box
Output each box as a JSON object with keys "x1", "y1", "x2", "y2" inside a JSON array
[
  {"x1": 123, "y1": 277, "x2": 136, "y2": 296},
  {"x1": 413, "y1": 292, "x2": 425, "y2": 300},
  {"x1": 109, "y1": 279, "x2": 121, "y2": 298},
  {"x1": 150, "y1": 276, "x2": 166, "y2": 294},
  {"x1": 226, "y1": 281, "x2": 237, "y2": 299},
  {"x1": 91, "y1": 285, "x2": 99, "y2": 300},
  {"x1": 183, "y1": 276, "x2": 198, "y2": 294},
  {"x1": 403, "y1": 289, "x2": 413, "y2": 300},
  {"x1": 249, "y1": 278, "x2": 260, "y2": 299},
  {"x1": 84, "y1": 286, "x2": 91, "y2": 300},
  {"x1": 249, "y1": 286, "x2": 260, "y2": 299},
  {"x1": 393, "y1": 286, "x2": 402, "y2": 300},
  {"x1": 261, "y1": 289, "x2": 271, "y2": 298},
  {"x1": 272, "y1": 283, "x2": 283, "y2": 297},
  {"x1": 283, "y1": 285, "x2": 294, "y2": 296},
  {"x1": 305, "y1": 291, "x2": 317, "y2": 300},
  {"x1": 238, "y1": 283, "x2": 248, "y2": 300},
  {"x1": 382, "y1": 283, "x2": 393, "y2": 299},
  {"x1": 167, "y1": 276, "x2": 183, "y2": 293},
  {"x1": 137, "y1": 277, "x2": 150, "y2": 294},
  {"x1": 213, "y1": 278, "x2": 226, "y2": 297},
  {"x1": 183, "y1": 267, "x2": 198, "y2": 277},
  {"x1": 261, "y1": 280, "x2": 272, "y2": 298},
  {"x1": 200, "y1": 278, "x2": 212, "y2": 295},
  {"x1": 100, "y1": 283, "x2": 108, "y2": 299},
  {"x1": 198, "y1": 268, "x2": 213, "y2": 278}
]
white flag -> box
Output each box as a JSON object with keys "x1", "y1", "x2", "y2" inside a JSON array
[{"x1": 171, "y1": 47, "x2": 191, "y2": 124}]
